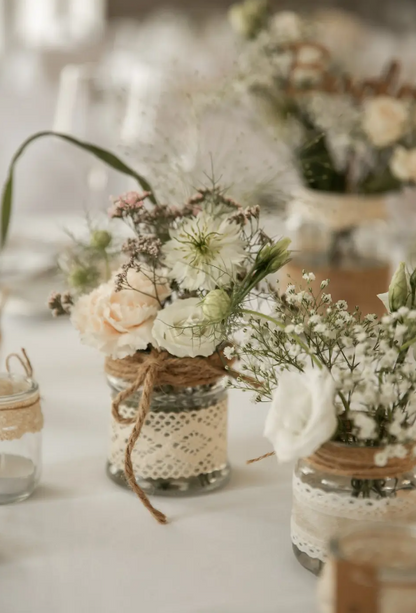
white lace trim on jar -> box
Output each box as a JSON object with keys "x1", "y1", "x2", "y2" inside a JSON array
[
  {"x1": 109, "y1": 399, "x2": 228, "y2": 480},
  {"x1": 291, "y1": 474, "x2": 416, "y2": 562}
]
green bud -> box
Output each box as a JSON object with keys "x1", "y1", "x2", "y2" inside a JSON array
[
  {"x1": 90, "y1": 230, "x2": 112, "y2": 250},
  {"x1": 388, "y1": 262, "x2": 410, "y2": 312},
  {"x1": 256, "y1": 237, "x2": 291, "y2": 274},
  {"x1": 228, "y1": 0, "x2": 268, "y2": 39},
  {"x1": 68, "y1": 266, "x2": 98, "y2": 290},
  {"x1": 202, "y1": 290, "x2": 232, "y2": 321}
]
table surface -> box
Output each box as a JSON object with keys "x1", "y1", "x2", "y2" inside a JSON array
[{"x1": 0, "y1": 313, "x2": 317, "y2": 613}]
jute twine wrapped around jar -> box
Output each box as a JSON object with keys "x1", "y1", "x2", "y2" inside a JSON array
[
  {"x1": 249, "y1": 442, "x2": 416, "y2": 477},
  {"x1": 307, "y1": 442, "x2": 416, "y2": 480},
  {"x1": 105, "y1": 348, "x2": 248, "y2": 525},
  {"x1": 0, "y1": 349, "x2": 43, "y2": 441}
]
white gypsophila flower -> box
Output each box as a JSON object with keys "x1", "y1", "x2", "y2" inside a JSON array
[
  {"x1": 223, "y1": 345, "x2": 235, "y2": 360},
  {"x1": 320, "y1": 279, "x2": 329, "y2": 289},
  {"x1": 335, "y1": 300, "x2": 348, "y2": 311},
  {"x1": 390, "y1": 146, "x2": 416, "y2": 182},
  {"x1": 71, "y1": 269, "x2": 170, "y2": 359},
  {"x1": 353, "y1": 413, "x2": 377, "y2": 440},
  {"x1": 264, "y1": 366, "x2": 337, "y2": 462},
  {"x1": 163, "y1": 212, "x2": 246, "y2": 291},
  {"x1": 374, "y1": 449, "x2": 389, "y2": 467},
  {"x1": 302, "y1": 272, "x2": 316, "y2": 281},
  {"x1": 362, "y1": 96, "x2": 408, "y2": 148},
  {"x1": 380, "y1": 382, "x2": 396, "y2": 406},
  {"x1": 152, "y1": 297, "x2": 218, "y2": 358}
]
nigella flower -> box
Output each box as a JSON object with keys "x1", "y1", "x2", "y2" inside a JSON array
[{"x1": 163, "y1": 212, "x2": 246, "y2": 291}]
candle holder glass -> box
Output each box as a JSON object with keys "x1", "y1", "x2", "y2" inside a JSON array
[
  {"x1": 318, "y1": 523, "x2": 416, "y2": 613},
  {"x1": 0, "y1": 373, "x2": 42, "y2": 504}
]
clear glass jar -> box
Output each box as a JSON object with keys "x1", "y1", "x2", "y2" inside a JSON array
[
  {"x1": 318, "y1": 523, "x2": 416, "y2": 613},
  {"x1": 292, "y1": 457, "x2": 416, "y2": 576},
  {"x1": 285, "y1": 188, "x2": 391, "y2": 316},
  {"x1": 0, "y1": 373, "x2": 42, "y2": 504},
  {"x1": 106, "y1": 375, "x2": 231, "y2": 496}
]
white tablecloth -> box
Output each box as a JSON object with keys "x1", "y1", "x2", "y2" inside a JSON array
[{"x1": 0, "y1": 314, "x2": 316, "y2": 613}]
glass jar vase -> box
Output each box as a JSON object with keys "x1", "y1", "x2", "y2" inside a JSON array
[
  {"x1": 292, "y1": 456, "x2": 416, "y2": 576},
  {"x1": 318, "y1": 523, "x2": 416, "y2": 613},
  {"x1": 0, "y1": 373, "x2": 42, "y2": 504},
  {"x1": 106, "y1": 374, "x2": 231, "y2": 496},
  {"x1": 285, "y1": 188, "x2": 392, "y2": 316}
]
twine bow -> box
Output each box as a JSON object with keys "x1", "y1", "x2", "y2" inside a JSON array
[{"x1": 106, "y1": 349, "x2": 244, "y2": 524}]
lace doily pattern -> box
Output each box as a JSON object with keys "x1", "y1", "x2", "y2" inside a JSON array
[
  {"x1": 291, "y1": 474, "x2": 416, "y2": 562},
  {"x1": 109, "y1": 399, "x2": 228, "y2": 480},
  {"x1": 0, "y1": 397, "x2": 43, "y2": 441}
]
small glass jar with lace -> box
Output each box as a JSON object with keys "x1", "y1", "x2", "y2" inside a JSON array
[
  {"x1": 291, "y1": 443, "x2": 416, "y2": 575},
  {"x1": 0, "y1": 351, "x2": 43, "y2": 504},
  {"x1": 107, "y1": 374, "x2": 230, "y2": 496}
]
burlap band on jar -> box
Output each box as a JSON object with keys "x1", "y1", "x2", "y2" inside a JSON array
[
  {"x1": 307, "y1": 442, "x2": 416, "y2": 480},
  {"x1": 0, "y1": 393, "x2": 43, "y2": 441},
  {"x1": 0, "y1": 349, "x2": 43, "y2": 441}
]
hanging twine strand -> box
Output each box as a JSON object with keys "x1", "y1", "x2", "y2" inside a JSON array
[{"x1": 105, "y1": 349, "x2": 252, "y2": 524}]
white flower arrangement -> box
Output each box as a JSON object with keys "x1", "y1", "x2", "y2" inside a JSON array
[
  {"x1": 230, "y1": 0, "x2": 416, "y2": 194},
  {"x1": 50, "y1": 186, "x2": 291, "y2": 360},
  {"x1": 230, "y1": 262, "x2": 416, "y2": 469}
]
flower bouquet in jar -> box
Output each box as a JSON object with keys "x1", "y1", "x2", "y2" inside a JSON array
[
  {"x1": 48, "y1": 184, "x2": 291, "y2": 523},
  {"x1": 229, "y1": 0, "x2": 416, "y2": 315},
  {"x1": 228, "y1": 263, "x2": 416, "y2": 573}
]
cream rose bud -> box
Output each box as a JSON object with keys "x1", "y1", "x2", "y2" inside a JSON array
[
  {"x1": 264, "y1": 367, "x2": 337, "y2": 462},
  {"x1": 390, "y1": 146, "x2": 416, "y2": 182},
  {"x1": 71, "y1": 269, "x2": 170, "y2": 359},
  {"x1": 202, "y1": 290, "x2": 231, "y2": 321},
  {"x1": 362, "y1": 96, "x2": 408, "y2": 148},
  {"x1": 152, "y1": 298, "x2": 218, "y2": 358}
]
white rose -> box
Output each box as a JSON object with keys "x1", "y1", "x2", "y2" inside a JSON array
[
  {"x1": 71, "y1": 269, "x2": 170, "y2": 359},
  {"x1": 264, "y1": 367, "x2": 337, "y2": 462},
  {"x1": 152, "y1": 297, "x2": 218, "y2": 358},
  {"x1": 390, "y1": 146, "x2": 416, "y2": 182},
  {"x1": 362, "y1": 96, "x2": 408, "y2": 148},
  {"x1": 270, "y1": 11, "x2": 303, "y2": 43}
]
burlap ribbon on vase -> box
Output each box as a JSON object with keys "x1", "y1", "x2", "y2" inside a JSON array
[
  {"x1": 307, "y1": 441, "x2": 416, "y2": 480},
  {"x1": 105, "y1": 349, "x2": 244, "y2": 525},
  {"x1": 249, "y1": 441, "x2": 416, "y2": 478},
  {"x1": 0, "y1": 349, "x2": 43, "y2": 441}
]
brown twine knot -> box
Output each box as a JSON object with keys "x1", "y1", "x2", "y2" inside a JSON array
[{"x1": 105, "y1": 348, "x2": 238, "y2": 525}]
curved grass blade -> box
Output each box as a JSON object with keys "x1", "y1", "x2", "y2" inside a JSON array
[{"x1": 1, "y1": 131, "x2": 156, "y2": 248}]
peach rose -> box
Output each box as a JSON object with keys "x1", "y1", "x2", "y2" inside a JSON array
[{"x1": 71, "y1": 269, "x2": 170, "y2": 359}]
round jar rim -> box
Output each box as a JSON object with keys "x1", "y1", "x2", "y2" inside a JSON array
[{"x1": 0, "y1": 372, "x2": 38, "y2": 405}]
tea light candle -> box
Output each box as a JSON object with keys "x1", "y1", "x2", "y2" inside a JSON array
[{"x1": 0, "y1": 453, "x2": 36, "y2": 499}]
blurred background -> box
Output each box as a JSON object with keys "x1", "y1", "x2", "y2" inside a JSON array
[{"x1": 1, "y1": 0, "x2": 416, "y2": 316}]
